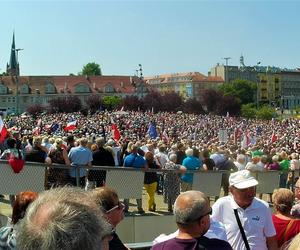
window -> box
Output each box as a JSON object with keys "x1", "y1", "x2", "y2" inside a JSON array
[
  {"x1": 45, "y1": 83, "x2": 56, "y2": 94},
  {"x1": 0, "y1": 84, "x2": 8, "y2": 94},
  {"x1": 20, "y1": 84, "x2": 29, "y2": 94},
  {"x1": 74, "y1": 83, "x2": 90, "y2": 93},
  {"x1": 104, "y1": 84, "x2": 114, "y2": 93}
]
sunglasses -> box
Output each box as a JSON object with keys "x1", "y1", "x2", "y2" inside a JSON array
[
  {"x1": 192, "y1": 207, "x2": 212, "y2": 222},
  {"x1": 105, "y1": 202, "x2": 124, "y2": 213}
]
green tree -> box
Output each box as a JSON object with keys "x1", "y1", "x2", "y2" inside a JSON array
[
  {"x1": 79, "y1": 62, "x2": 102, "y2": 76},
  {"x1": 256, "y1": 106, "x2": 276, "y2": 120},
  {"x1": 219, "y1": 79, "x2": 256, "y2": 105},
  {"x1": 103, "y1": 95, "x2": 122, "y2": 110},
  {"x1": 241, "y1": 104, "x2": 257, "y2": 119}
]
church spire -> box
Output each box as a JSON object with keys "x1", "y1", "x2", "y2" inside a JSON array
[{"x1": 6, "y1": 32, "x2": 20, "y2": 76}]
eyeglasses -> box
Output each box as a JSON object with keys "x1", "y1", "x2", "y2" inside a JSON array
[
  {"x1": 105, "y1": 202, "x2": 124, "y2": 213},
  {"x1": 191, "y1": 207, "x2": 212, "y2": 222}
]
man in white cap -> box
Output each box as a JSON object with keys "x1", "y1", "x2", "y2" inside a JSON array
[{"x1": 211, "y1": 170, "x2": 278, "y2": 250}]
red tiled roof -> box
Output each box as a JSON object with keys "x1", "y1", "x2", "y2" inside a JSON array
[
  {"x1": 0, "y1": 75, "x2": 141, "y2": 94},
  {"x1": 145, "y1": 72, "x2": 224, "y2": 84}
]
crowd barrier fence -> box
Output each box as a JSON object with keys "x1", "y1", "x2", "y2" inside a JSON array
[{"x1": 0, "y1": 160, "x2": 299, "y2": 208}]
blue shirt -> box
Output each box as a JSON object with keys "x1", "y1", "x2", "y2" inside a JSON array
[
  {"x1": 181, "y1": 156, "x2": 201, "y2": 183},
  {"x1": 124, "y1": 153, "x2": 146, "y2": 168},
  {"x1": 68, "y1": 146, "x2": 93, "y2": 177}
]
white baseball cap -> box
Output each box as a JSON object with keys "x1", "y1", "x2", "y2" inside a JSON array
[{"x1": 229, "y1": 170, "x2": 258, "y2": 189}]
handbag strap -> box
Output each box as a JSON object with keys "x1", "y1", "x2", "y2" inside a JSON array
[
  {"x1": 234, "y1": 209, "x2": 251, "y2": 250},
  {"x1": 282, "y1": 219, "x2": 295, "y2": 240}
]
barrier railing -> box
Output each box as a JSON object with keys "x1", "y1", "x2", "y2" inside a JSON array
[{"x1": 0, "y1": 160, "x2": 299, "y2": 212}]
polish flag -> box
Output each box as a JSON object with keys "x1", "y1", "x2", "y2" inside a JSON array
[
  {"x1": 111, "y1": 117, "x2": 120, "y2": 141},
  {"x1": 0, "y1": 116, "x2": 8, "y2": 143},
  {"x1": 271, "y1": 132, "x2": 277, "y2": 144},
  {"x1": 161, "y1": 130, "x2": 169, "y2": 143},
  {"x1": 64, "y1": 120, "x2": 77, "y2": 131}
]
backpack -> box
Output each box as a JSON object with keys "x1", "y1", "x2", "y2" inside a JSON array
[{"x1": 8, "y1": 149, "x2": 25, "y2": 174}]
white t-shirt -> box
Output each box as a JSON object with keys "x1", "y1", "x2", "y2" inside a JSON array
[
  {"x1": 152, "y1": 217, "x2": 228, "y2": 245},
  {"x1": 211, "y1": 196, "x2": 276, "y2": 250}
]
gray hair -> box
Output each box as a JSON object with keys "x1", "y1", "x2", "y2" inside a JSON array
[
  {"x1": 185, "y1": 148, "x2": 194, "y2": 157},
  {"x1": 17, "y1": 187, "x2": 111, "y2": 250},
  {"x1": 169, "y1": 153, "x2": 177, "y2": 163},
  {"x1": 236, "y1": 154, "x2": 245, "y2": 163},
  {"x1": 174, "y1": 190, "x2": 208, "y2": 225}
]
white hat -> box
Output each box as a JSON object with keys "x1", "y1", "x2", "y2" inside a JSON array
[{"x1": 229, "y1": 170, "x2": 258, "y2": 189}]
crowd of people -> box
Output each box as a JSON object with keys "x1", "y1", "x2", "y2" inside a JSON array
[{"x1": 0, "y1": 110, "x2": 300, "y2": 249}]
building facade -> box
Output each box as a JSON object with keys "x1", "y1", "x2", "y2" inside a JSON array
[
  {"x1": 1, "y1": 34, "x2": 148, "y2": 114},
  {"x1": 145, "y1": 72, "x2": 223, "y2": 100},
  {"x1": 280, "y1": 70, "x2": 300, "y2": 109},
  {"x1": 0, "y1": 75, "x2": 147, "y2": 114}
]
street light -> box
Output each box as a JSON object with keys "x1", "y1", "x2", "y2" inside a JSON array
[{"x1": 254, "y1": 62, "x2": 261, "y2": 109}]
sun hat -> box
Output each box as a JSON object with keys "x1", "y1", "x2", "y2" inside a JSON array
[{"x1": 229, "y1": 170, "x2": 258, "y2": 189}]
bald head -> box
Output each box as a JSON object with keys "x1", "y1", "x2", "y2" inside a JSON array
[{"x1": 174, "y1": 191, "x2": 209, "y2": 226}]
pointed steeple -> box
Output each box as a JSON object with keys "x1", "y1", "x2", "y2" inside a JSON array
[{"x1": 6, "y1": 32, "x2": 20, "y2": 76}]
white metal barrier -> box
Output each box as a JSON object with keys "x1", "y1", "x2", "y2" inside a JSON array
[
  {"x1": 192, "y1": 172, "x2": 223, "y2": 196},
  {"x1": 0, "y1": 162, "x2": 46, "y2": 194}
]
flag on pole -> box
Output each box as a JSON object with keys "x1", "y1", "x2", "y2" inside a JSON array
[
  {"x1": 0, "y1": 116, "x2": 8, "y2": 143},
  {"x1": 161, "y1": 130, "x2": 169, "y2": 143},
  {"x1": 51, "y1": 123, "x2": 60, "y2": 133},
  {"x1": 148, "y1": 122, "x2": 158, "y2": 139},
  {"x1": 64, "y1": 120, "x2": 77, "y2": 131},
  {"x1": 241, "y1": 131, "x2": 251, "y2": 149},
  {"x1": 271, "y1": 131, "x2": 277, "y2": 144},
  {"x1": 111, "y1": 117, "x2": 121, "y2": 141},
  {"x1": 33, "y1": 118, "x2": 42, "y2": 136}
]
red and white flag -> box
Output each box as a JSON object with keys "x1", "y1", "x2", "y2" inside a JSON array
[
  {"x1": 64, "y1": 120, "x2": 77, "y2": 131},
  {"x1": 241, "y1": 131, "x2": 251, "y2": 149},
  {"x1": 33, "y1": 118, "x2": 42, "y2": 135},
  {"x1": 271, "y1": 131, "x2": 277, "y2": 144},
  {"x1": 0, "y1": 116, "x2": 8, "y2": 143},
  {"x1": 161, "y1": 130, "x2": 169, "y2": 143},
  {"x1": 111, "y1": 117, "x2": 120, "y2": 141}
]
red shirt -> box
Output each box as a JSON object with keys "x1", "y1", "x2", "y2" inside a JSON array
[{"x1": 272, "y1": 214, "x2": 300, "y2": 247}]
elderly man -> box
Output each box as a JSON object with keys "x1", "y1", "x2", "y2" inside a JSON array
[
  {"x1": 211, "y1": 170, "x2": 278, "y2": 250},
  {"x1": 68, "y1": 137, "x2": 93, "y2": 188},
  {"x1": 16, "y1": 187, "x2": 112, "y2": 250},
  {"x1": 152, "y1": 190, "x2": 232, "y2": 250}
]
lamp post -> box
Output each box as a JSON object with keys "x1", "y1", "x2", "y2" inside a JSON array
[
  {"x1": 222, "y1": 57, "x2": 231, "y2": 83},
  {"x1": 254, "y1": 62, "x2": 261, "y2": 109},
  {"x1": 138, "y1": 64, "x2": 144, "y2": 98}
]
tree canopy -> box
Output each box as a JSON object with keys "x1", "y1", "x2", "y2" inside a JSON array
[
  {"x1": 219, "y1": 79, "x2": 256, "y2": 105},
  {"x1": 79, "y1": 62, "x2": 102, "y2": 76}
]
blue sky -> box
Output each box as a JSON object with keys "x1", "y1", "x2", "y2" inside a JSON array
[{"x1": 0, "y1": 0, "x2": 299, "y2": 76}]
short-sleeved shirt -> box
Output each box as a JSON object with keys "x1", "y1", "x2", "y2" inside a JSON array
[
  {"x1": 124, "y1": 153, "x2": 146, "y2": 168},
  {"x1": 181, "y1": 156, "x2": 201, "y2": 183},
  {"x1": 151, "y1": 236, "x2": 232, "y2": 250},
  {"x1": 279, "y1": 160, "x2": 290, "y2": 171},
  {"x1": 211, "y1": 196, "x2": 276, "y2": 250},
  {"x1": 68, "y1": 146, "x2": 93, "y2": 178}
]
